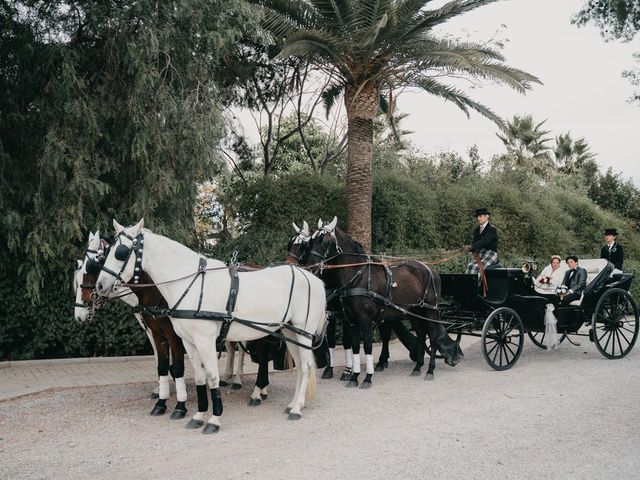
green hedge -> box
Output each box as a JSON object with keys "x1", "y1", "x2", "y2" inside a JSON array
[{"x1": 2, "y1": 167, "x2": 639, "y2": 360}]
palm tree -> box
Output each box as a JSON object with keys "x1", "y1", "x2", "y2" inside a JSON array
[
  {"x1": 496, "y1": 114, "x2": 553, "y2": 176},
  {"x1": 553, "y1": 132, "x2": 596, "y2": 174},
  {"x1": 248, "y1": 0, "x2": 540, "y2": 251}
]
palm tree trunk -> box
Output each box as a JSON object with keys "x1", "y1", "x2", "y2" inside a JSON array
[{"x1": 344, "y1": 83, "x2": 379, "y2": 252}]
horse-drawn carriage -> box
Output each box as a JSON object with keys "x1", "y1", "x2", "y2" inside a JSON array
[{"x1": 439, "y1": 259, "x2": 639, "y2": 370}]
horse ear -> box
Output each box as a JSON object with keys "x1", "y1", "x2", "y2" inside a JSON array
[
  {"x1": 302, "y1": 221, "x2": 309, "y2": 234},
  {"x1": 94, "y1": 229, "x2": 100, "y2": 239},
  {"x1": 292, "y1": 222, "x2": 300, "y2": 234},
  {"x1": 88, "y1": 231, "x2": 95, "y2": 242},
  {"x1": 131, "y1": 218, "x2": 144, "y2": 235},
  {"x1": 113, "y1": 219, "x2": 125, "y2": 233},
  {"x1": 317, "y1": 219, "x2": 323, "y2": 229},
  {"x1": 327, "y1": 216, "x2": 337, "y2": 231}
]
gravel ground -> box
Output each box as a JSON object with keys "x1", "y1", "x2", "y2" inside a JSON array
[{"x1": 1, "y1": 338, "x2": 639, "y2": 480}]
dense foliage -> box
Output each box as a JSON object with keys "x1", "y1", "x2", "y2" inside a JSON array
[{"x1": 0, "y1": 0, "x2": 251, "y2": 359}]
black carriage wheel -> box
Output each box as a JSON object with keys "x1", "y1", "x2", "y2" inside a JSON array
[
  {"x1": 591, "y1": 288, "x2": 639, "y2": 359},
  {"x1": 527, "y1": 330, "x2": 567, "y2": 350},
  {"x1": 481, "y1": 307, "x2": 524, "y2": 371}
]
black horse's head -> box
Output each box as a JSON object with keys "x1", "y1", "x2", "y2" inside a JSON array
[
  {"x1": 304, "y1": 217, "x2": 342, "y2": 269},
  {"x1": 286, "y1": 221, "x2": 311, "y2": 264}
]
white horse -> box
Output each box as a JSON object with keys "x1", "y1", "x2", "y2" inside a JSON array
[
  {"x1": 74, "y1": 230, "x2": 189, "y2": 417},
  {"x1": 96, "y1": 219, "x2": 327, "y2": 433}
]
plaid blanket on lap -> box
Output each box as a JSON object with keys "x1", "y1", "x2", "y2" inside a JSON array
[{"x1": 465, "y1": 249, "x2": 498, "y2": 276}]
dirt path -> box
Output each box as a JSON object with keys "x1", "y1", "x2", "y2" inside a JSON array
[{"x1": 1, "y1": 339, "x2": 639, "y2": 480}]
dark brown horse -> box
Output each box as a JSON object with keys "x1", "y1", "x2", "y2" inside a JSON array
[
  {"x1": 287, "y1": 223, "x2": 355, "y2": 381},
  {"x1": 301, "y1": 219, "x2": 462, "y2": 387},
  {"x1": 76, "y1": 249, "x2": 189, "y2": 419}
]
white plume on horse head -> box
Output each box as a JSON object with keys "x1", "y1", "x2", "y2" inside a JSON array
[
  {"x1": 326, "y1": 216, "x2": 337, "y2": 232},
  {"x1": 303, "y1": 221, "x2": 309, "y2": 235}
]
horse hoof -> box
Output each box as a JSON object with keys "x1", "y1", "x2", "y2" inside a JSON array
[
  {"x1": 150, "y1": 405, "x2": 167, "y2": 416},
  {"x1": 321, "y1": 367, "x2": 334, "y2": 379},
  {"x1": 410, "y1": 369, "x2": 421, "y2": 377},
  {"x1": 219, "y1": 380, "x2": 229, "y2": 387},
  {"x1": 202, "y1": 423, "x2": 220, "y2": 434},
  {"x1": 425, "y1": 373, "x2": 434, "y2": 381},
  {"x1": 445, "y1": 355, "x2": 461, "y2": 367},
  {"x1": 346, "y1": 380, "x2": 359, "y2": 388},
  {"x1": 185, "y1": 419, "x2": 205, "y2": 429},
  {"x1": 170, "y1": 409, "x2": 187, "y2": 420},
  {"x1": 260, "y1": 393, "x2": 268, "y2": 400},
  {"x1": 231, "y1": 383, "x2": 242, "y2": 390},
  {"x1": 248, "y1": 398, "x2": 262, "y2": 407},
  {"x1": 374, "y1": 363, "x2": 385, "y2": 372},
  {"x1": 150, "y1": 392, "x2": 160, "y2": 399},
  {"x1": 340, "y1": 371, "x2": 351, "y2": 381},
  {"x1": 359, "y1": 381, "x2": 372, "y2": 389},
  {"x1": 288, "y1": 412, "x2": 302, "y2": 421},
  {"x1": 284, "y1": 407, "x2": 292, "y2": 414}
]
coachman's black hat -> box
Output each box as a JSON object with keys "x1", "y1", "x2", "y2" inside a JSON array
[
  {"x1": 604, "y1": 228, "x2": 618, "y2": 236},
  {"x1": 474, "y1": 207, "x2": 490, "y2": 216}
]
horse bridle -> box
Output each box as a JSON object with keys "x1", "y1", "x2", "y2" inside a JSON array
[
  {"x1": 74, "y1": 241, "x2": 110, "y2": 315},
  {"x1": 99, "y1": 231, "x2": 145, "y2": 286},
  {"x1": 306, "y1": 231, "x2": 343, "y2": 273},
  {"x1": 286, "y1": 232, "x2": 311, "y2": 263}
]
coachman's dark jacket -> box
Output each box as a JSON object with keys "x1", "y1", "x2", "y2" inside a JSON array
[
  {"x1": 471, "y1": 223, "x2": 498, "y2": 253},
  {"x1": 600, "y1": 243, "x2": 624, "y2": 270}
]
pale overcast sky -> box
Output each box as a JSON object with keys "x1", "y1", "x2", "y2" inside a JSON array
[{"x1": 399, "y1": 0, "x2": 640, "y2": 185}]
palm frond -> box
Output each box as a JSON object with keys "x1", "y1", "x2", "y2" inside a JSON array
[
  {"x1": 321, "y1": 82, "x2": 345, "y2": 118},
  {"x1": 399, "y1": 0, "x2": 500, "y2": 41},
  {"x1": 415, "y1": 76, "x2": 504, "y2": 128}
]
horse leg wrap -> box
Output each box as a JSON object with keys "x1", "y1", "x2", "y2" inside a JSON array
[
  {"x1": 196, "y1": 384, "x2": 209, "y2": 413},
  {"x1": 344, "y1": 348, "x2": 353, "y2": 369},
  {"x1": 352, "y1": 352, "x2": 361, "y2": 374},
  {"x1": 365, "y1": 354, "x2": 374, "y2": 375},
  {"x1": 158, "y1": 375, "x2": 170, "y2": 400},
  {"x1": 328, "y1": 347, "x2": 335, "y2": 368},
  {"x1": 211, "y1": 388, "x2": 223, "y2": 416},
  {"x1": 175, "y1": 377, "x2": 187, "y2": 402}
]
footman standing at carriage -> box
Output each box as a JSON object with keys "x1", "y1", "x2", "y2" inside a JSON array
[
  {"x1": 463, "y1": 208, "x2": 499, "y2": 275},
  {"x1": 601, "y1": 228, "x2": 624, "y2": 275}
]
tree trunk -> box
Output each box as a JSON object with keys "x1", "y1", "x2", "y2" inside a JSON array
[{"x1": 344, "y1": 83, "x2": 379, "y2": 252}]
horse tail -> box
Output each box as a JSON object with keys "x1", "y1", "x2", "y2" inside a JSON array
[{"x1": 284, "y1": 348, "x2": 294, "y2": 370}]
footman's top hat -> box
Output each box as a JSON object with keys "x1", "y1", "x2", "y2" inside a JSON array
[
  {"x1": 474, "y1": 207, "x2": 490, "y2": 216},
  {"x1": 604, "y1": 228, "x2": 618, "y2": 236}
]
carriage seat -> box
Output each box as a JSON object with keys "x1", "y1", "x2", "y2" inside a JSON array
[{"x1": 569, "y1": 259, "x2": 612, "y2": 306}]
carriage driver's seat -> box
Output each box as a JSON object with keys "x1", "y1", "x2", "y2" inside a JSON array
[{"x1": 569, "y1": 259, "x2": 612, "y2": 306}]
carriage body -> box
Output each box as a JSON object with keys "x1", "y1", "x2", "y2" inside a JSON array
[{"x1": 439, "y1": 261, "x2": 639, "y2": 370}]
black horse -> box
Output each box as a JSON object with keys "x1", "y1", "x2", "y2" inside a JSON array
[
  {"x1": 286, "y1": 222, "x2": 418, "y2": 379},
  {"x1": 287, "y1": 224, "x2": 355, "y2": 381},
  {"x1": 301, "y1": 218, "x2": 462, "y2": 387}
]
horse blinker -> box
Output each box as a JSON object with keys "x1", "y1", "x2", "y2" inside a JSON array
[{"x1": 115, "y1": 244, "x2": 131, "y2": 261}]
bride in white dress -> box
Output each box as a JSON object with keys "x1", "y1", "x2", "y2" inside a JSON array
[{"x1": 535, "y1": 255, "x2": 567, "y2": 348}]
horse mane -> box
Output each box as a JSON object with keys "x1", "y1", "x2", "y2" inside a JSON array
[{"x1": 335, "y1": 227, "x2": 366, "y2": 255}]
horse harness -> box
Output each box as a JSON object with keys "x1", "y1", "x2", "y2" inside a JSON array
[
  {"x1": 323, "y1": 257, "x2": 441, "y2": 325},
  {"x1": 101, "y1": 232, "x2": 324, "y2": 351}
]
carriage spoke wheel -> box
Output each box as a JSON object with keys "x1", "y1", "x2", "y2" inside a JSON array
[
  {"x1": 527, "y1": 330, "x2": 567, "y2": 350},
  {"x1": 592, "y1": 288, "x2": 639, "y2": 359},
  {"x1": 481, "y1": 307, "x2": 524, "y2": 371}
]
